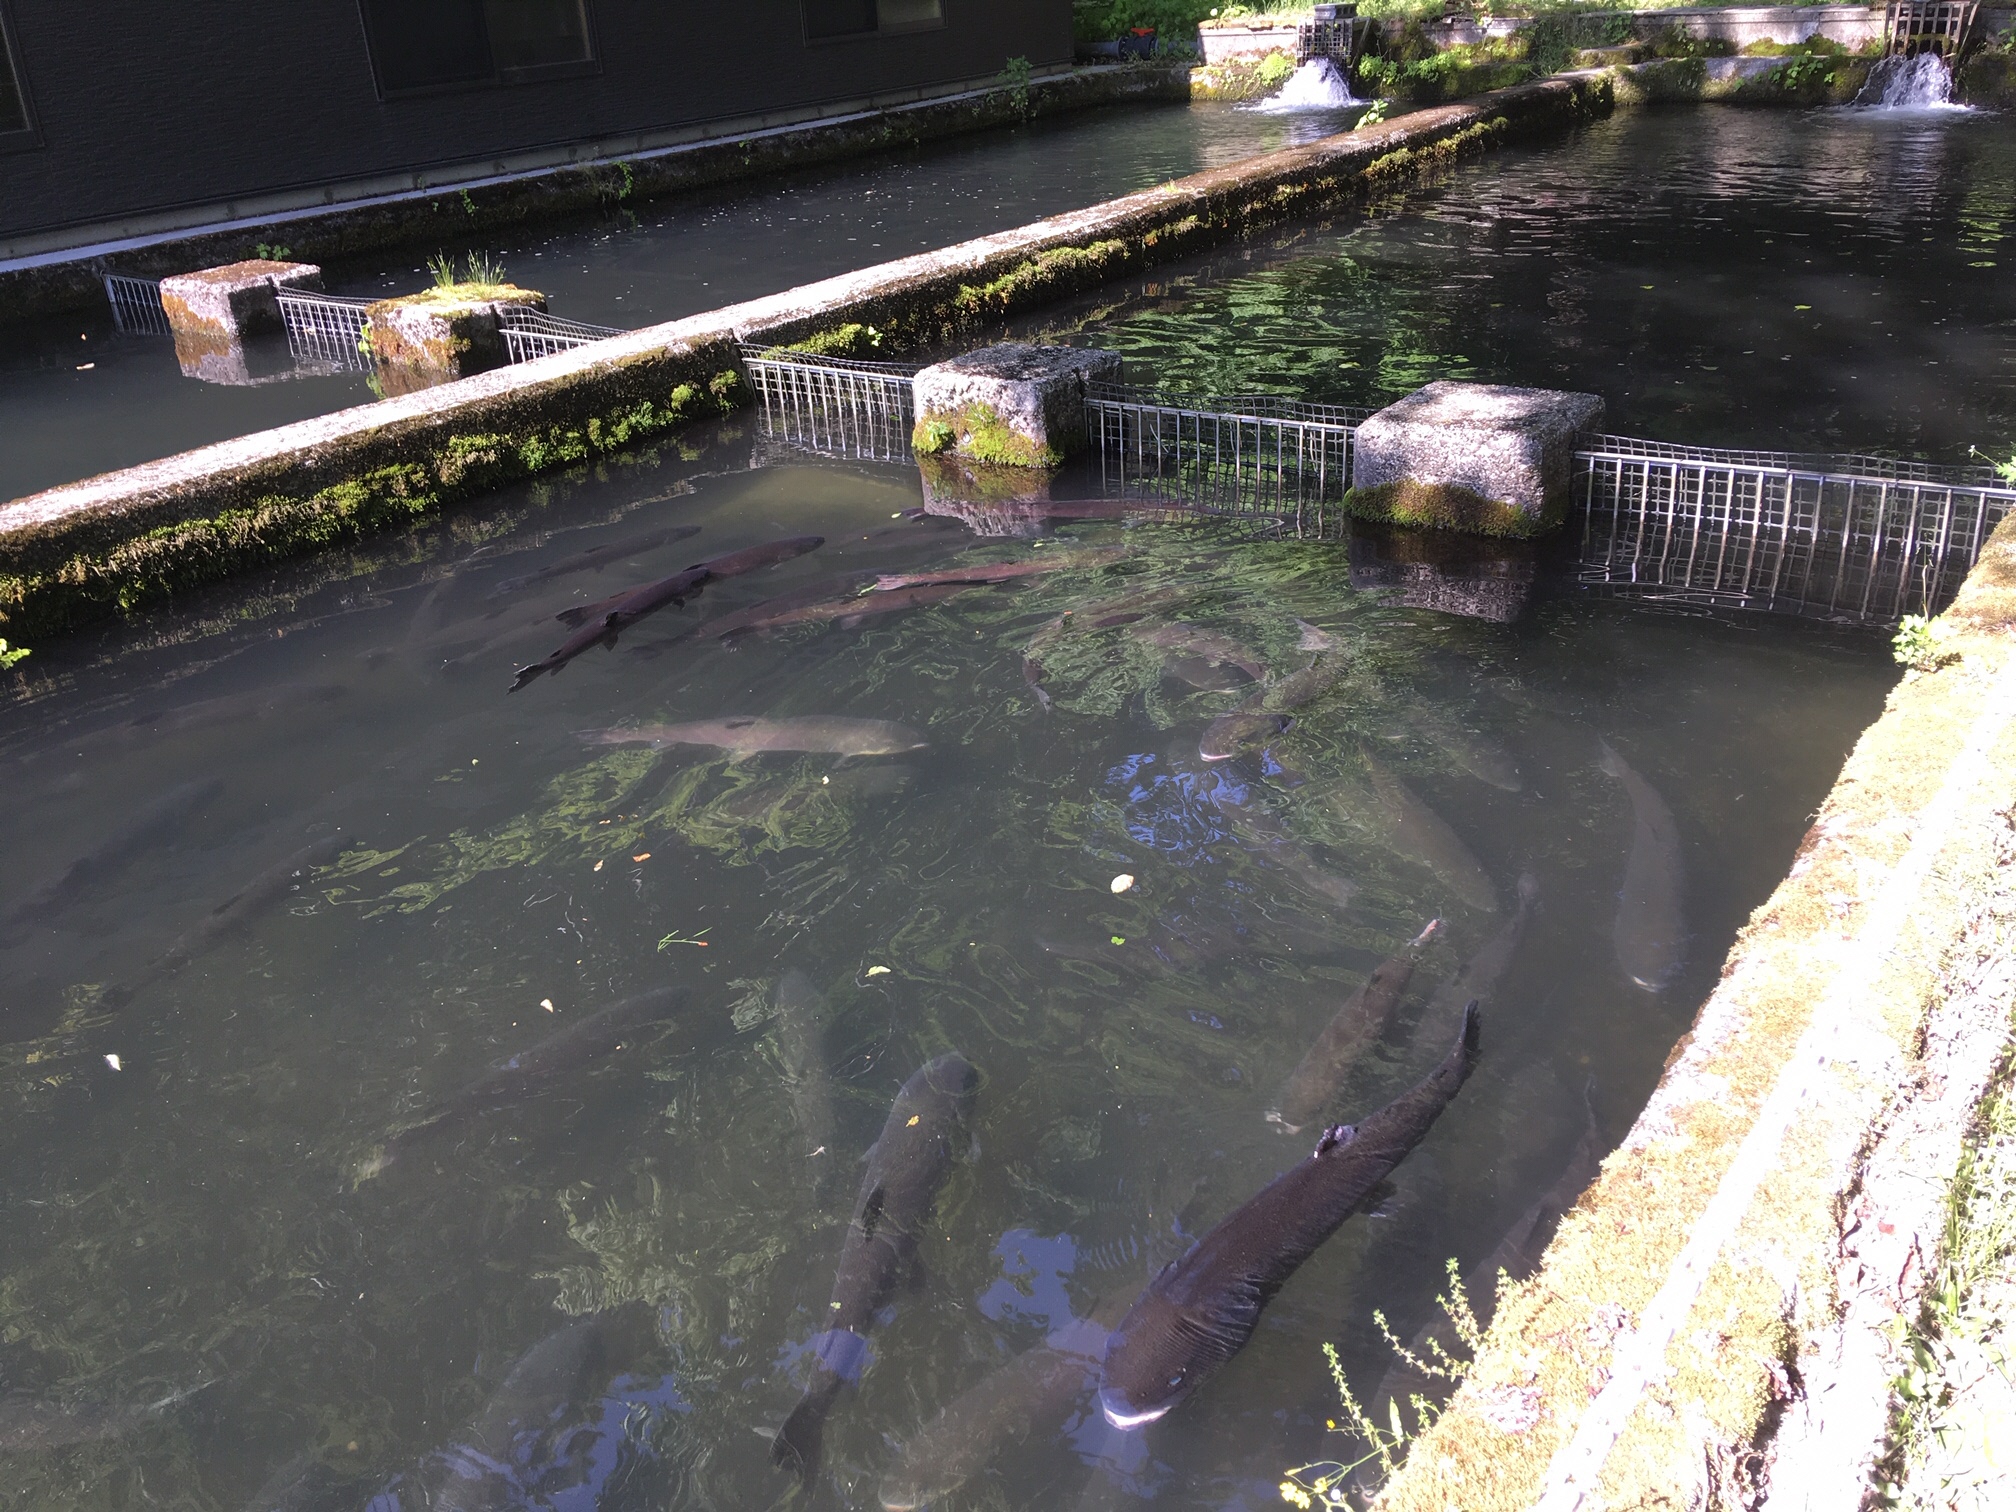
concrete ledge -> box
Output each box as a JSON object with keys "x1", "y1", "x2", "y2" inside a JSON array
[
  {"x1": 0, "y1": 73, "x2": 1611, "y2": 640},
  {"x1": 0, "y1": 63, "x2": 1186, "y2": 326},
  {"x1": 1377, "y1": 519, "x2": 2016, "y2": 1508}
]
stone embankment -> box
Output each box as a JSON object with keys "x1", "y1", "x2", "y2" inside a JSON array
[
  {"x1": 0, "y1": 63, "x2": 1190, "y2": 326},
  {"x1": 1375, "y1": 517, "x2": 2016, "y2": 1509},
  {"x1": 0, "y1": 72, "x2": 1610, "y2": 642}
]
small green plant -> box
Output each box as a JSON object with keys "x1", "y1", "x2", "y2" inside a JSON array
[
  {"x1": 1255, "y1": 49, "x2": 1297, "y2": 87},
  {"x1": 1970, "y1": 445, "x2": 2016, "y2": 486},
  {"x1": 460, "y1": 188, "x2": 478, "y2": 217},
  {"x1": 427, "y1": 250, "x2": 508, "y2": 290},
  {"x1": 1281, "y1": 1260, "x2": 1484, "y2": 1505},
  {"x1": 1001, "y1": 54, "x2": 1033, "y2": 114},
  {"x1": 0, "y1": 638, "x2": 30, "y2": 670},
  {"x1": 253, "y1": 242, "x2": 293, "y2": 262},
  {"x1": 912, "y1": 418, "x2": 958, "y2": 454},
  {"x1": 1354, "y1": 98, "x2": 1392, "y2": 128},
  {"x1": 1893, "y1": 614, "x2": 1956, "y2": 674}
]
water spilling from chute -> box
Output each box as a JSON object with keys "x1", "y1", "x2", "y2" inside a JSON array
[
  {"x1": 1853, "y1": 53, "x2": 1966, "y2": 110},
  {"x1": 1249, "y1": 57, "x2": 1361, "y2": 113}
]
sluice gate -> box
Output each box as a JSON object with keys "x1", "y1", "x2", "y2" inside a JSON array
[
  {"x1": 1880, "y1": 0, "x2": 1978, "y2": 56},
  {"x1": 751, "y1": 355, "x2": 2016, "y2": 624}
]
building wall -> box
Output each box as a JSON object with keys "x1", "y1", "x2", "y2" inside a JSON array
[{"x1": 0, "y1": 0, "x2": 1071, "y2": 244}]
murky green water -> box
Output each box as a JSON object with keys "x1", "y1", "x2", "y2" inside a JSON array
[{"x1": 0, "y1": 416, "x2": 1891, "y2": 1510}]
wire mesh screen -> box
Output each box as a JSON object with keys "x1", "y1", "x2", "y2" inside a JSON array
[
  {"x1": 499, "y1": 307, "x2": 626, "y2": 362},
  {"x1": 1575, "y1": 446, "x2": 2016, "y2": 623},
  {"x1": 105, "y1": 275, "x2": 172, "y2": 336},
  {"x1": 277, "y1": 290, "x2": 374, "y2": 373},
  {"x1": 741, "y1": 346, "x2": 921, "y2": 463},
  {"x1": 1089, "y1": 385, "x2": 1368, "y2": 533}
]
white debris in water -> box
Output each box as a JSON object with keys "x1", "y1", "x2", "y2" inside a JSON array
[
  {"x1": 1111, "y1": 873, "x2": 1136, "y2": 894},
  {"x1": 1249, "y1": 57, "x2": 1360, "y2": 114},
  {"x1": 540, "y1": 998, "x2": 554, "y2": 1011},
  {"x1": 105, "y1": 1054, "x2": 121, "y2": 1071}
]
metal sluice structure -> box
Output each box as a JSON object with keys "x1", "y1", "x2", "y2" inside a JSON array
[
  {"x1": 739, "y1": 343, "x2": 921, "y2": 463},
  {"x1": 1574, "y1": 436, "x2": 2016, "y2": 622},
  {"x1": 499, "y1": 308, "x2": 625, "y2": 362},
  {"x1": 276, "y1": 289, "x2": 373, "y2": 372},
  {"x1": 104, "y1": 274, "x2": 173, "y2": 336},
  {"x1": 1879, "y1": 0, "x2": 1978, "y2": 56}
]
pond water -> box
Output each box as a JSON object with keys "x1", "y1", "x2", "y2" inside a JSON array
[
  {"x1": 0, "y1": 100, "x2": 1353, "y2": 506},
  {"x1": 0, "y1": 416, "x2": 1893, "y2": 1511},
  {"x1": 1022, "y1": 103, "x2": 2016, "y2": 462}
]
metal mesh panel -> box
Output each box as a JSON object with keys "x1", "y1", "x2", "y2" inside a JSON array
[
  {"x1": 499, "y1": 306, "x2": 626, "y2": 362},
  {"x1": 1575, "y1": 449, "x2": 2016, "y2": 623},
  {"x1": 105, "y1": 275, "x2": 172, "y2": 336},
  {"x1": 278, "y1": 289, "x2": 374, "y2": 373},
  {"x1": 1088, "y1": 385, "x2": 1366, "y2": 532},
  {"x1": 742, "y1": 347, "x2": 919, "y2": 463}
]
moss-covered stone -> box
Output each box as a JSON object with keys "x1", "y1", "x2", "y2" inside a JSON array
[
  {"x1": 783, "y1": 323, "x2": 887, "y2": 360},
  {"x1": 1343, "y1": 479, "x2": 1553, "y2": 539},
  {"x1": 912, "y1": 400, "x2": 1062, "y2": 468}
]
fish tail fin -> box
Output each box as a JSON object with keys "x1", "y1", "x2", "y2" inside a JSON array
[
  {"x1": 1457, "y1": 999, "x2": 1482, "y2": 1065},
  {"x1": 1517, "y1": 870, "x2": 1541, "y2": 906},
  {"x1": 1409, "y1": 917, "x2": 1443, "y2": 950},
  {"x1": 1264, "y1": 1109, "x2": 1302, "y2": 1134},
  {"x1": 1596, "y1": 738, "x2": 1624, "y2": 778},
  {"x1": 1295, "y1": 619, "x2": 1335, "y2": 652},
  {"x1": 508, "y1": 663, "x2": 546, "y2": 692},
  {"x1": 770, "y1": 1393, "x2": 830, "y2": 1483}
]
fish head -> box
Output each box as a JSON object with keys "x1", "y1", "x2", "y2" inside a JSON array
[
  {"x1": 1096, "y1": 1291, "x2": 1204, "y2": 1429},
  {"x1": 1199, "y1": 713, "x2": 1291, "y2": 763},
  {"x1": 917, "y1": 1051, "x2": 980, "y2": 1112}
]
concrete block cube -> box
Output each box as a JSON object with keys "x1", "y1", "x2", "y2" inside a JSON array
[
  {"x1": 1350, "y1": 380, "x2": 1604, "y2": 537},
  {"x1": 364, "y1": 285, "x2": 546, "y2": 393},
  {"x1": 159, "y1": 259, "x2": 323, "y2": 342},
  {"x1": 912, "y1": 344, "x2": 1122, "y2": 469}
]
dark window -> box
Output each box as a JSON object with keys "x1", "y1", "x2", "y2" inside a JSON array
[
  {"x1": 0, "y1": 7, "x2": 30, "y2": 134},
  {"x1": 360, "y1": 0, "x2": 594, "y2": 96},
  {"x1": 803, "y1": 0, "x2": 942, "y2": 41}
]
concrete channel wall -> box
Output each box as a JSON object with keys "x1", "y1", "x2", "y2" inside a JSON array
[
  {"x1": 1376, "y1": 520, "x2": 2016, "y2": 1509},
  {"x1": 0, "y1": 63, "x2": 1188, "y2": 327},
  {"x1": 0, "y1": 72, "x2": 1611, "y2": 643}
]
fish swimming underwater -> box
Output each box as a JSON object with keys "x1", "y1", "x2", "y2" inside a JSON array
[
  {"x1": 1597, "y1": 739, "x2": 1685, "y2": 991},
  {"x1": 1268, "y1": 918, "x2": 1441, "y2": 1133},
  {"x1": 1097, "y1": 1005, "x2": 1480, "y2": 1430},
  {"x1": 772, "y1": 1052, "x2": 980, "y2": 1483},
  {"x1": 1358, "y1": 749, "x2": 1497, "y2": 914},
  {"x1": 579, "y1": 716, "x2": 928, "y2": 760},
  {"x1": 3, "y1": 776, "x2": 226, "y2": 938},
  {"x1": 1198, "y1": 653, "x2": 1348, "y2": 762},
  {"x1": 487, "y1": 524, "x2": 702, "y2": 595}
]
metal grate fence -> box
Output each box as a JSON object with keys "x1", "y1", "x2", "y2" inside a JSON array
[
  {"x1": 277, "y1": 289, "x2": 374, "y2": 372},
  {"x1": 1089, "y1": 384, "x2": 1369, "y2": 531},
  {"x1": 739, "y1": 343, "x2": 922, "y2": 463},
  {"x1": 1574, "y1": 439, "x2": 2016, "y2": 622},
  {"x1": 105, "y1": 275, "x2": 172, "y2": 336},
  {"x1": 1880, "y1": 0, "x2": 1977, "y2": 55},
  {"x1": 499, "y1": 307, "x2": 626, "y2": 362}
]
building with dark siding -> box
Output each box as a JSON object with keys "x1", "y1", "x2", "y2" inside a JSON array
[{"x1": 0, "y1": 0, "x2": 1072, "y2": 258}]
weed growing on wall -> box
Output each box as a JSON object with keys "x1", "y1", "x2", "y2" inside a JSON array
[
  {"x1": 1001, "y1": 54, "x2": 1033, "y2": 116},
  {"x1": 1894, "y1": 614, "x2": 1959, "y2": 674},
  {"x1": 0, "y1": 638, "x2": 28, "y2": 670},
  {"x1": 1280, "y1": 1260, "x2": 1484, "y2": 1506},
  {"x1": 253, "y1": 242, "x2": 293, "y2": 261}
]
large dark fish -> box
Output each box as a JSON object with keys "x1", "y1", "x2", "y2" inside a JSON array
[
  {"x1": 1268, "y1": 919, "x2": 1442, "y2": 1133},
  {"x1": 878, "y1": 1301, "x2": 1126, "y2": 1511},
  {"x1": 1126, "y1": 621, "x2": 1266, "y2": 683},
  {"x1": 1359, "y1": 749, "x2": 1497, "y2": 914},
  {"x1": 580, "y1": 716, "x2": 928, "y2": 760},
  {"x1": 1405, "y1": 872, "x2": 1536, "y2": 1059},
  {"x1": 681, "y1": 571, "x2": 881, "y2": 640},
  {"x1": 872, "y1": 545, "x2": 1129, "y2": 591},
  {"x1": 709, "y1": 581, "x2": 974, "y2": 636},
  {"x1": 1096, "y1": 1005, "x2": 1480, "y2": 1429},
  {"x1": 1198, "y1": 652, "x2": 1347, "y2": 762},
  {"x1": 1597, "y1": 740, "x2": 1685, "y2": 991},
  {"x1": 772, "y1": 1051, "x2": 980, "y2": 1483},
  {"x1": 1022, "y1": 585, "x2": 1193, "y2": 711},
  {"x1": 360, "y1": 986, "x2": 690, "y2": 1177},
  {"x1": 511, "y1": 535, "x2": 823, "y2": 688},
  {"x1": 1208, "y1": 784, "x2": 1358, "y2": 912},
  {"x1": 3, "y1": 776, "x2": 226, "y2": 935},
  {"x1": 0, "y1": 1383, "x2": 204, "y2": 1452},
  {"x1": 425, "y1": 1315, "x2": 618, "y2": 1512},
  {"x1": 104, "y1": 833, "x2": 346, "y2": 1006},
  {"x1": 488, "y1": 524, "x2": 701, "y2": 595}
]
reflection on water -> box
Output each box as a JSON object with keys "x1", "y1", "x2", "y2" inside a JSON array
[
  {"x1": 0, "y1": 100, "x2": 1332, "y2": 504},
  {"x1": 1027, "y1": 105, "x2": 2016, "y2": 462},
  {"x1": 0, "y1": 420, "x2": 1893, "y2": 1510}
]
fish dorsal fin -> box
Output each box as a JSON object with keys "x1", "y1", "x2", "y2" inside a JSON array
[{"x1": 723, "y1": 716, "x2": 760, "y2": 730}]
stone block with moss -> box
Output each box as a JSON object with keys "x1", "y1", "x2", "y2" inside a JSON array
[
  {"x1": 1348, "y1": 380, "x2": 1602, "y2": 539},
  {"x1": 364, "y1": 283, "x2": 547, "y2": 393},
  {"x1": 161, "y1": 259, "x2": 324, "y2": 385},
  {"x1": 911, "y1": 344, "x2": 1122, "y2": 469}
]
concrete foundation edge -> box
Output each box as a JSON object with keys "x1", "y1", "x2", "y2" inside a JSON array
[
  {"x1": 0, "y1": 72, "x2": 1611, "y2": 641},
  {"x1": 1374, "y1": 520, "x2": 2016, "y2": 1511}
]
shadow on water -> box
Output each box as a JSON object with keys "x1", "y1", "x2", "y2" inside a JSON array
[{"x1": 0, "y1": 400, "x2": 1898, "y2": 1509}]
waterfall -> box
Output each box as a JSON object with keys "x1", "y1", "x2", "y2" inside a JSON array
[
  {"x1": 1250, "y1": 57, "x2": 1360, "y2": 113},
  {"x1": 1853, "y1": 53, "x2": 1963, "y2": 109}
]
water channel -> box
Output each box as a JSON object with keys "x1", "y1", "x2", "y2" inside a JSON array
[
  {"x1": 0, "y1": 95, "x2": 2004, "y2": 1512},
  {"x1": 0, "y1": 99, "x2": 1360, "y2": 506}
]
